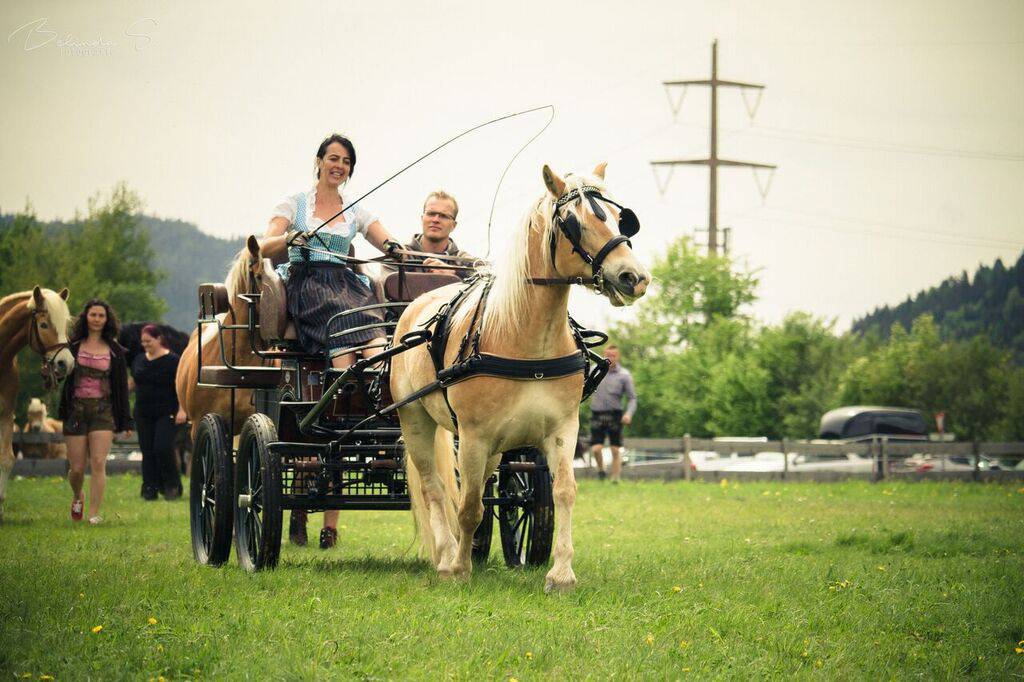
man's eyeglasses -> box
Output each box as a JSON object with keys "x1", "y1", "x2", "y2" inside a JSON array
[{"x1": 424, "y1": 211, "x2": 455, "y2": 221}]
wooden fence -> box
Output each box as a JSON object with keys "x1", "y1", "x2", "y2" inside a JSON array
[
  {"x1": 583, "y1": 436, "x2": 1024, "y2": 482},
  {"x1": 12, "y1": 432, "x2": 1024, "y2": 482}
]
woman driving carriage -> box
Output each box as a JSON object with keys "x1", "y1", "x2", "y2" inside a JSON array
[
  {"x1": 259, "y1": 133, "x2": 403, "y2": 549},
  {"x1": 260, "y1": 133, "x2": 403, "y2": 370}
]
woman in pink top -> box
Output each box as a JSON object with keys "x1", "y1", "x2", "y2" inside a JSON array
[{"x1": 58, "y1": 299, "x2": 133, "y2": 524}]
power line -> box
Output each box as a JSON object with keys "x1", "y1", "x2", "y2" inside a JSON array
[{"x1": 727, "y1": 124, "x2": 1024, "y2": 162}]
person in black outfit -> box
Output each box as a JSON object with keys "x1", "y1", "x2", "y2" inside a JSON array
[{"x1": 131, "y1": 324, "x2": 182, "y2": 500}]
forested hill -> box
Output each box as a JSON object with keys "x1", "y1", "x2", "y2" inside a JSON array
[
  {"x1": 137, "y1": 217, "x2": 245, "y2": 331},
  {"x1": 0, "y1": 213, "x2": 244, "y2": 332},
  {"x1": 851, "y1": 250, "x2": 1024, "y2": 362}
]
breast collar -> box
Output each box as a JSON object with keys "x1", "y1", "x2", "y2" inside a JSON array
[{"x1": 413, "y1": 274, "x2": 609, "y2": 427}]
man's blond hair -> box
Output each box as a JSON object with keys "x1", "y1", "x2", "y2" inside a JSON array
[{"x1": 423, "y1": 190, "x2": 459, "y2": 219}]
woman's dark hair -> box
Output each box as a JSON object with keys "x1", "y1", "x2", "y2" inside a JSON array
[
  {"x1": 71, "y1": 298, "x2": 120, "y2": 345},
  {"x1": 140, "y1": 323, "x2": 165, "y2": 348},
  {"x1": 316, "y1": 134, "x2": 356, "y2": 179}
]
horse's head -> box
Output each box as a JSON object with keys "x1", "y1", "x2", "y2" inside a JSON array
[
  {"x1": 25, "y1": 398, "x2": 47, "y2": 431},
  {"x1": 26, "y1": 286, "x2": 74, "y2": 387},
  {"x1": 227, "y1": 236, "x2": 271, "y2": 304},
  {"x1": 541, "y1": 164, "x2": 650, "y2": 307}
]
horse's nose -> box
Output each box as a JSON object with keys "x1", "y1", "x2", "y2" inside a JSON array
[
  {"x1": 618, "y1": 270, "x2": 639, "y2": 291},
  {"x1": 632, "y1": 271, "x2": 650, "y2": 297},
  {"x1": 56, "y1": 358, "x2": 69, "y2": 374}
]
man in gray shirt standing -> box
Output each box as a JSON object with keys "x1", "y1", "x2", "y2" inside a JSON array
[{"x1": 589, "y1": 345, "x2": 637, "y2": 482}]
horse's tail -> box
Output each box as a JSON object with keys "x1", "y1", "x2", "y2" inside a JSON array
[{"x1": 406, "y1": 426, "x2": 460, "y2": 563}]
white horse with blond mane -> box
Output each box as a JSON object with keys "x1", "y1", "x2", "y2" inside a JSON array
[{"x1": 391, "y1": 163, "x2": 649, "y2": 591}]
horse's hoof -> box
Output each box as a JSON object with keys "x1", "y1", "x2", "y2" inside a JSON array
[{"x1": 544, "y1": 573, "x2": 577, "y2": 594}]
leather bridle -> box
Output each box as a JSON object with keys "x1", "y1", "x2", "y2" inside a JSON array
[
  {"x1": 29, "y1": 307, "x2": 70, "y2": 390},
  {"x1": 528, "y1": 185, "x2": 640, "y2": 292}
]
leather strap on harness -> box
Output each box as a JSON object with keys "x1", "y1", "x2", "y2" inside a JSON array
[{"x1": 414, "y1": 274, "x2": 608, "y2": 428}]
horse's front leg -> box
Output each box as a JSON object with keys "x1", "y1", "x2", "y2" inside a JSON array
[
  {"x1": 450, "y1": 435, "x2": 492, "y2": 580},
  {"x1": 543, "y1": 423, "x2": 579, "y2": 593},
  {"x1": 0, "y1": 413, "x2": 15, "y2": 521}
]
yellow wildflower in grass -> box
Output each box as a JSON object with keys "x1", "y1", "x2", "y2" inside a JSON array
[
  {"x1": 1016, "y1": 487, "x2": 1024, "y2": 494},
  {"x1": 646, "y1": 633, "x2": 655, "y2": 646},
  {"x1": 79, "y1": 593, "x2": 85, "y2": 599},
  {"x1": 679, "y1": 640, "x2": 690, "y2": 650},
  {"x1": 719, "y1": 478, "x2": 729, "y2": 488},
  {"x1": 91, "y1": 625, "x2": 103, "y2": 634},
  {"x1": 815, "y1": 659, "x2": 823, "y2": 668},
  {"x1": 510, "y1": 678, "x2": 519, "y2": 682},
  {"x1": 148, "y1": 617, "x2": 158, "y2": 625},
  {"x1": 1015, "y1": 646, "x2": 1023, "y2": 654},
  {"x1": 802, "y1": 651, "x2": 809, "y2": 658},
  {"x1": 876, "y1": 565, "x2": 886, "y2": 572},
  {"x1": 672, "y1": 585, "x2": 683, "y2": 593},
  {"x1": 40, "y1": 676, "x2": 54, "y2": 682},
  {"x1": 525, "y1": 651, "x2": 533, "y2": 660}
]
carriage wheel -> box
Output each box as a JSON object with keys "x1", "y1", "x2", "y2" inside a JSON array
[
  {"x1": 234, "y1": 414, "x2": 283, "y2": 572},
  {"x1": 498, "y1": 448, "x2": 554, "y2": 568},
  {"x1": 189, "y1": 414, "x2": 234, "y2": 566},
  {"x1": 471, "y1": 477, "x2": 495, "y2": 564}
]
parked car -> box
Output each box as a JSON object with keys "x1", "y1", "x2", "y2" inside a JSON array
[{"x1": 819, "y1": 406, "x2": 929, "y2": 442}]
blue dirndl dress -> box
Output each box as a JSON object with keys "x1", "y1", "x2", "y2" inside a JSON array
[{"x1": 281, "y1": 194, "x2": 386, "y2": 357}]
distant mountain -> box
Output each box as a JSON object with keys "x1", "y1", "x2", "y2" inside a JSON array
[
  {"x1": 0, "y1": 212, "x2": 244, "y2": 333},
  {"x1": 137, "y1": 217, "x2": 245, "y2": 331},
  {"x1": 852, "y1": 250, "x2": 1024, "y2": 362}
]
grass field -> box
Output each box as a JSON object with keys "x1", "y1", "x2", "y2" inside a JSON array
[{"x1": 2, "y1": 474, "x2": 1023, "y2": 680}]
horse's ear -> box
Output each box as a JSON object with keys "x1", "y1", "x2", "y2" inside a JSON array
[
  {"x1": 247, "y1": 235, "x2": 260, "y2": 257},
  {"x1": 58, "y1": 287, "x2": 69, "y2": 300},
  {"x1": 542, "y1": 165, "x2": 566, "y2": 198},
  {"x1": 593, "y1": 162, "x2": 607, "y2": 180},
  {"x1": 31, "y1": 285, "x2": 43, "y2": 309}
]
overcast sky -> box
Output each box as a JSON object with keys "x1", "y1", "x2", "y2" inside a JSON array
[{"x1": 2, "y1": 0, "x2": 1022, "y2": 331}]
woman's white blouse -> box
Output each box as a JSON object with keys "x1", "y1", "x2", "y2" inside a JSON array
[{"x1": 271, "y1": 185, "x2": 378, "y2": 236}]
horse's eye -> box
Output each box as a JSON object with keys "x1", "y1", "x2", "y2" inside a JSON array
[{"x1": 40, "y1": 322, "x2": 49, "y2": 329}]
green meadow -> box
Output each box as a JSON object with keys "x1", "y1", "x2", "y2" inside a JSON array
[{"x1": 2, "y1": 474, "x2": 1022, "y2": 680}]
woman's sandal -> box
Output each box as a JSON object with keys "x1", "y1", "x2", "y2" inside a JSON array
[
  {"x1": 88, "y1": 515, "x2": 103, "y2": 525},
  {"x1": 71, "y1": 498, "x2": 84, "y2": 521}
]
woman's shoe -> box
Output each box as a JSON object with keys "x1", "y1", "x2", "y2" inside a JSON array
[
  {"x1": 71, "y1": 498, "x2": 84, "y2": 521},
  {"x1": 319, "y1": 526, "x2": 337, "y2": 550},
  {"x1": 289, "y1": 510, "x2": 308, "y2": 546},
  {"x1": 88, "y1": 515, "x2": 103, "y2": 525}
]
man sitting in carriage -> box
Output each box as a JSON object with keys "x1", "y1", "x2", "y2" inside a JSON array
[{"x1": 394, "y1": 190, "x2": 481, "y2": 280}]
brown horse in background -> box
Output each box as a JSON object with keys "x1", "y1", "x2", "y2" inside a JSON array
[
  {"x1": 0, "y1": 287, "x2": 74, "y2": 520},
  {"x1": 176, "y1": 236, "x2": 267, "y2": 437}
]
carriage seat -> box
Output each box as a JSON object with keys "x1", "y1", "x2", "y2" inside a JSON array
[
  {"x1": 198, "y1": 364, "x2": 283, "y2": 388},
  {"x1": 198, "y1": 283, "x2": 231, "y2": 319},
  {"x1": 382, "y1": 271, "x2": 461, "y2": 303}
]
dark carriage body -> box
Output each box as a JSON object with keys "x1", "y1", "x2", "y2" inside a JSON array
[{"x1": 188, "y1": 258, "x2": 554, "y2": 571}]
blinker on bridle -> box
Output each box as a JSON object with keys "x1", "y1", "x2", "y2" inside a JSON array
[{"x1": 530, "y1": 185, "x2": 640, "y2": 289}]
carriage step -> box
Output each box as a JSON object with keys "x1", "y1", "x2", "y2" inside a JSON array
[{"x1": 198, "y1": 365, "x2": 282, "y2": 388}]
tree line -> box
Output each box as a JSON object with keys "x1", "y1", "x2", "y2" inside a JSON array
[
  {"x1": 609, "y1": 238, "x2": 1024, "y2": 442},
  {"x1": 852, "y1": 252, "x2": 1024, "y2": 364},
  {"x1": 0, "y1": 185, "x2": 164, "y2": 419}
]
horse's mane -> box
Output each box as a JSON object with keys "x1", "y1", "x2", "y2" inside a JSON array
[
  {"x1": 0, "y1": 290, "x2": 31, "y2": 320},
  {"x1": 468, "y1": 173, "x2": 605, "y2": 344},
  {"x1": 0, "y1": 289, "x2": 70, "y2": 334},
  {"x1": 225, "y1": 246, "x2": 252, "y2": 301}
]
